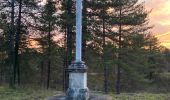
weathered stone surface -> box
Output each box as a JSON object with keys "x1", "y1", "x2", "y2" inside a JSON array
[
  {"x1": 66, "y1": 61, "x2": 89, "y2": 100},
  {"x1": 66, "y1": 88, "x2": 89, "y2": 100},
  {"x1": 68, "y1": 61, "x2": 87, "y2": 73}
]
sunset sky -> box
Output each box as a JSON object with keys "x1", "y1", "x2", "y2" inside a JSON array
[
  {"x1": 144, "y1": 0, "x2": 170, "y2": 48},
  {"x1": 41, "y1": 0, "x2": 170, "y2": 48}
]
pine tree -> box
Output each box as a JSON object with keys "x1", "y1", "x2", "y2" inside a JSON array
[
  {"x1": 14, "y1": 0, "x2": 22, "y2": 85},
  {"x1": 10, "y1": 0, "x2": 15, "y2": 87},
  {"x1": 37, "y1": 0, "x2": 58, "y2": 89},
  {"x1": 109, "y1": 0, "x2": 151, "y2": 93},
  {"x1": 12, "y1": 0, "x2": 39, "y2": 86},
  {"x1": 88, "y1": 0, "x2": 113, "y2": 93},
  {"x1": 0, "y1": 0, "x2": 15, "y2": 87},
  {"x1": 59, "y1": 0, "x2": 75, "y2": 91}
]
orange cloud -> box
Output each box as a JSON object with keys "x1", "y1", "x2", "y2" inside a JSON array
[
  {"x1": 143, "y1": 0, "x2": 170, "y2": 48},
  {"x1": 155, "y1": 32, "x2": 170, "y2": 38},
  {"x1": 145, "y1": 0, "x2": 170, "y2": 26}
]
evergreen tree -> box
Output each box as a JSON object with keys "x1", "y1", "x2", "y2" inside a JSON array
[
  {"x1": 109, "y1": 0, "x2": 151, "y2": 93},
  {"x1": 0, "y1": 12, "x2": 10, "y2": 85},
  {"x1": 38, "y1": 0, "x2": 58, "y2": 89},
  {"x1": 0, "y1": 0, "x2": 15, "y2": 87},
  {"x1": 87, "y1": 0, "x2": 115, "y2": 93},
  {"x1": 59, "y1": 0, "x2": 75, "y2": 91},
  {"x1": 12, "y1": 0, "x2": 39, "y2": 86}
]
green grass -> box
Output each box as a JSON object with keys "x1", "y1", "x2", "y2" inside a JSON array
[
  {"x1": 112, "y1": 93, "x2": 170, "y2": 100},
  {"x1": 0, "y1": 86, "x2": 60, "y2": 100},
  {"x1": 0, "y1": 86, "x2": 170, "y2": 100}
]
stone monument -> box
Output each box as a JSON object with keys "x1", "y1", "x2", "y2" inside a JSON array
[
  {"x1": 47, "y1": 0, "x2": 112, "y2": 99},
  {"x1": 65, "y1": 0, "x2": 89, "y2": 100}
]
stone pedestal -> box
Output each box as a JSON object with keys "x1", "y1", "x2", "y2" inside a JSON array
[
  {"x1": 48, "y1": 95, "x2": 112, "y2": 100},
  {"x1": 66, "y1": 61, "x2": 89, "y2": 100}
]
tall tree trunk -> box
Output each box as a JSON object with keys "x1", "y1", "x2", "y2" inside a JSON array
[
  {"x1": 40, "y1": 61, "x2": 44, "y2": 87},
  {"x1": 14, "y1": 0, "x2": 22, "y2": 85},
  {"x1": 82, "y1": 0, "x2": 87, "y2": 61},
  {"x1": 149, "y1": 43, "x2": 153, "y2": 80},
  {"x1": 116, "y1": 5, "x2": 122, "y2": 94},
  {"x1": 9, "y1": 0, "x2": 15, "y2": 87},
  {"x1": 102, "y1": 9, "x2": 108, "y2": 94},
  {"x1": 63, "y1": 28, "x2": 67, "y2": 91},
  {"x1": 116, "y1": 64, "x2": 121, "y2": 94},
  {"x1": 47, "y1": 60, "x2": 51, "y2": 89},
  {"x1": 47, "y1": 22, "x2": 51, "y2": 89},
  {"x1": 64, "y1": 0, "x2": 73, "y2": 91}
]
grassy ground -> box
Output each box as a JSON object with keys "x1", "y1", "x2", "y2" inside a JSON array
[
  {"x1": 0, "y1": 86, "x2": 59, "y2": 100},
  {"x1": 112, "y1": 93, "x2": 170, "y2": 100},
  {"x1": 0, "y1": 86, "x2": 170, "y2": 100}
]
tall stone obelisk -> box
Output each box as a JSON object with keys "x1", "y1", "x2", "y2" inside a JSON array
[{"x1": 66, "y1": 0, "x2": 89, "y2": 100}]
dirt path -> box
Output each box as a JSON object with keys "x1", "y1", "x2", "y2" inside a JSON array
[{"x1": 89, "y1": 95, "x2": 112, "y2": 100}]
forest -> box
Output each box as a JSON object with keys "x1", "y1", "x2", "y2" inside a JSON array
[{"x1": 0, "y1": 0, "x2": 170, "y2": 99}]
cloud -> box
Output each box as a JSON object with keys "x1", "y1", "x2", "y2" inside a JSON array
[
  {"x1": 155, "y1": 32, "x2": 170, "y2": 38},
  {"x1": 147, "y1": 0, "x2": 170, "y2": 25},
  {"x1": 152, "y1": 24, "x2": 170, "y2": 35},
  {"x1": 143, "y1": 0, "x2": 170, "y2": 48}
]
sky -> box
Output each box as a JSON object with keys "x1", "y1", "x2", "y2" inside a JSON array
[
  {"x1": 40, "y1": 0, "x2": 170, "y2": 48},
  {"x1": 143, "y1": 0, "x2": 170, "y2": 48}
]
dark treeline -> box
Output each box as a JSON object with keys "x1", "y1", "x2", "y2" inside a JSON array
[{"x1": 0, "y1": 0, "x2": 170, "y2": 93}]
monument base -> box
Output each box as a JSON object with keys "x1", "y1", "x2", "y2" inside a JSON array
[
  {"x1": 48, "y1": 95, "x2": 112, "y2": 100},
  {"x1": 66, "y1": 61, "x2": 89, "y2": 100},
  {"x1": 66, "y1": 88, "x2": 89, "y2": 100}
]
